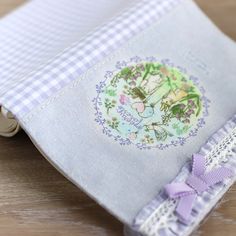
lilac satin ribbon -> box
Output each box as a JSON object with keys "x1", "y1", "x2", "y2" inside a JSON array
[{"x1": 164, "y1": 154, "x2": 233, "y2": 222}]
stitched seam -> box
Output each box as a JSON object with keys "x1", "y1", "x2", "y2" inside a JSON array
[
  {"x1": 136, "y1": 121, "x2": 236, "y2": 236},
  {"x1": 21, "y1": 2, "x2": 183, "y2": 124}
]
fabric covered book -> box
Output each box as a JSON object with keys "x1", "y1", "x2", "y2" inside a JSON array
[{"x1": 0, "y1": 1, "x2": 236, "y2": 235}]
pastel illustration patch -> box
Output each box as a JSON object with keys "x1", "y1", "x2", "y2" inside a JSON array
[{"x1": 93, "y1": 57, "x2": 210, "y2": 150}]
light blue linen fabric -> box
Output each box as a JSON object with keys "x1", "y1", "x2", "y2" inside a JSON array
[{"x1": 19, "y1": 0, "x2": 236, "y2": 227}]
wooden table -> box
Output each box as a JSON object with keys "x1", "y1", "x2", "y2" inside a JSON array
[{"x1": 0, "y1": 1, "x2": 236, "y2": 235}]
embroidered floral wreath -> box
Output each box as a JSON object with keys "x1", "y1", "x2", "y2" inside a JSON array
[{"x1": 93, "y1": 57, "x2": 210, "y2": 150}]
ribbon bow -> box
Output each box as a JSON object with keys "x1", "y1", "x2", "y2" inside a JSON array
[{"x1": 164, "y1": 153, "x2": 233, "y2": 222}]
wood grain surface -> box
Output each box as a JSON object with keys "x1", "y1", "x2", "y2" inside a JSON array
[{"x1": 0, "y1": 1, "x2": 236, "y2": 235}]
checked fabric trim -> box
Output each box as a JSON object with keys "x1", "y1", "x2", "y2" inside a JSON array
[{"x1": 0, "y1": 0, "x2": 182, "y2": 119}]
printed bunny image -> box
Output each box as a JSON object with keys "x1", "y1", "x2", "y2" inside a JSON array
[{"x1": 94, "y1": 59, "x2": 209, "y2": 149}]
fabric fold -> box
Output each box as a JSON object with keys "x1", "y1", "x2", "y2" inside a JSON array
[
  {"x1": 0, "y1": 1, "x2": 236, "y2": 236},
  {"x1": 0, "y1": 107, "x2": 20, "y2": 137}
]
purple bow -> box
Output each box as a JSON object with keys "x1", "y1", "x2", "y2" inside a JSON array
[{"x1": 164, "y1": 154, "x2": 233, "y2": 222}]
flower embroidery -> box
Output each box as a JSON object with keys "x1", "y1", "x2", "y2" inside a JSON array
[{"x1": 93, "y1": 58, "x2": 210, "y2": 150}]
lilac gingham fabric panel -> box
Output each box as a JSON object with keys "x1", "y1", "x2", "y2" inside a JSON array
[
  {"x1": 125, "y1": 116, "x2": 236, "y2": 236},
  {"x1": 0, "y1": 0, "x2": 138, "y2": 100},
  {"x1": 0, "y1": 0, "x2": 182, "y2": 119}
]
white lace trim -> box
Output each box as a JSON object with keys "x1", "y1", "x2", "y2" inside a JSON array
[{"x1": 136, "y1": 120, "x2": 236, "y2": 236}]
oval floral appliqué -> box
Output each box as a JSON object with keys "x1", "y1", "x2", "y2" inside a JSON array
[{"x1": 93, "y1": 57, "x2": 210, "y2": 150}]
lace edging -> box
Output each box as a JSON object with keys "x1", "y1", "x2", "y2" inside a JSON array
[{"x1": 125, "y1": 115, "x2": 236, "y2": 236}]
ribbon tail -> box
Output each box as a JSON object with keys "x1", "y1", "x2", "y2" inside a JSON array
[{"x1": 176, "y1": 194, "x2": 197, "y2": 223}]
